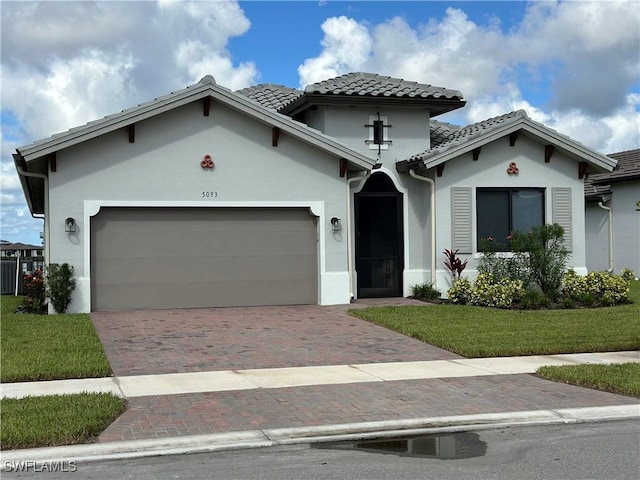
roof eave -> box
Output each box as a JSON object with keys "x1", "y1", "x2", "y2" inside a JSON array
[
  {"x1": 403, "y1": 119, "x2": 616, "y2": 173},
  {"x1": 279, "y1": 93, "x2": 465, "y2": 117}
]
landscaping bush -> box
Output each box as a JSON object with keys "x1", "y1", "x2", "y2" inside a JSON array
[
  {"x1": 22, "y1": 269, "x2": 46, "y2": 314},
  {"x1": 46, "y1": 263, "x2": 77, "y2": 313},
  {"x1": 447, "y1": 277, "x2": 472, "y2": 305},
  {"x1": 411, "y1": 282, "x2": 441, "y2": 301},
  {"x1": 562, "y1": 269, "x2": 630, "y2": 307},
  {"x1": 478, "y1": 224, "x2": 569, "y2": 300},
  {"x1": 468, "y1": 272, "x2": 524, "y2": 309}
]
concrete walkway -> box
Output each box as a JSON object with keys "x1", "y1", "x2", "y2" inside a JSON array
[{"x1": 2, "y1": 351, "x2": 638, "y2": 399}]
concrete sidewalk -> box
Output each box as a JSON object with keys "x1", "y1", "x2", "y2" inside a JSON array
[
  {"x1": 1, "y1": 351, "x2": 639, "y2": 467},
  {"x1": 2, "y1": 351, "x2": 638, "y2": 399}
]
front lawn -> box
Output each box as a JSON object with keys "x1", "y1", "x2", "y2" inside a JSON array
[
  {"x1": 0, "y1": 296, "x2": 112, "y2": 382},
  {"x1": 537, "y1": 363, "x2": 640, "y2": 398},
  {"x1": 350, "y1": 281, "x2": 640, "y2": 358},
  {"x1": 0, "y1": 393, "x2": 126, "y2": 450}
]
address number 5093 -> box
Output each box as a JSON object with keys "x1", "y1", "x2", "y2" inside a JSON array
[{"x1": 202, "y1": 191, "x2": 218, "y2": 198}]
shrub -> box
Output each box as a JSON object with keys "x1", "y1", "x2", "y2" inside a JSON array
[
  {"x1": 509, "y1": 224, "x2": 569, "y2": 300},
  {"x1": 411, "y1": 283, "x2": 441, "y2": 301},
  {"x1": 478, "y1": 241, "x2": 529, "y2": 286},
  {"x1": 621, "y1": 268, "x2": 636, "y2": 282},
  {"x1": 447, "y1": 277, "x2": 472, "y2": 304},
  {"x1": 518, "y1": 288, "x2": 552, "y2": 310},
  {"x1": 46, "y1": 263, "x2": 77, "y2": 314},
  {"x1": 22, "y1": 270, "x2": 46, "y2": 314},
  {"x1": 468, "y1": 273, "x2": 524, "y2": 309},
  {"x1": 562, "y1": 269, "x2": 630, "y2": 307}
]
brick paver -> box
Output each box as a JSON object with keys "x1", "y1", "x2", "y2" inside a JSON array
[
  {"x1": 91, "y1": 301, "x2": 458, "y2": 376},
  {"x1": 99, "y1": 374, "x2": 638, "y2": 442},
  {"x1": 91, "y1": 302, "x2": 638, "y2": 443}
]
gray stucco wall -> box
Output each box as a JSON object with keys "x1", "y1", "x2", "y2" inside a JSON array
[
  {"x1": 611, "y1": 181, "x2": 640, "y2": 274},
  {"x1": 48, "y1": 100, "x2": 354, "y2": 311},
  {"x1": 430, "y1": 135, "x2": 589, "y2": 293}
]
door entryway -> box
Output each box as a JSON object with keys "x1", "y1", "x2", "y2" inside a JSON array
[{"x1": 355, "y1": 173, "x2": 403, "y2": 298}]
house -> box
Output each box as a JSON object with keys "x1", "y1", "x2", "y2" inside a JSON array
[
  {"x1": 0, "y1": 240, "x2": 44, "y2": 258},
  {"x1": 14, "y1": 72, "x2": 616, "y2": 312},
  {"x1": 585, "y1": 149, "x2": 640, "y2": 274}
]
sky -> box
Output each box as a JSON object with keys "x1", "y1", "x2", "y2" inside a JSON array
[{"x1": 1, "y1": 0, "x2": 639, "y2": 245}]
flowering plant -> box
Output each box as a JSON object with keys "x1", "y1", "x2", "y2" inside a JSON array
[{"x1": 23, "y1": 269, "x2": 46, "y2": 313}]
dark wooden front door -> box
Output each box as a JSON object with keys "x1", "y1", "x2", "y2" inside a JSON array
[{"x1": 355, "y1": 175, "x2": 403, "y2": 298}]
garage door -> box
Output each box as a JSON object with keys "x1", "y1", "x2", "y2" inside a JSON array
[{"x1": 90, "y1": 207, "x2": 317, "y2": 311}]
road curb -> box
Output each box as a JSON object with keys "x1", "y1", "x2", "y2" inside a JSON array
[{"x1": 1, "y1": 404, "x2": 637, "y2": 468}]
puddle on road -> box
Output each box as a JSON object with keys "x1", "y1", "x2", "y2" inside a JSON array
[{"x1": 313, "y1": 432, "x2": 487, "y2": 460}]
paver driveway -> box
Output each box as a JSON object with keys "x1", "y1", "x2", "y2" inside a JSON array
[{"x1": 91, "y1": 300, "x2": 459, "y2": 377}]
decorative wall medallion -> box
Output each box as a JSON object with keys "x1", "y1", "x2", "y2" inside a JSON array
[
  {"x1": 507, "y1": 162, "x2": 519, "y2": 175},
  {"x1": 201, "y1": 154, "x2": 215, "y2": 169}
]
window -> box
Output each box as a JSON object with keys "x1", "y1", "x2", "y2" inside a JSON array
[
  {"x1": 476, "y1": 188, "x2": 545, "y2": 249},
  {"x1": 365, "y1": 114, "x2": 391, "y2": 152}
]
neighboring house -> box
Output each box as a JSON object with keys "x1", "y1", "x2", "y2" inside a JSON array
[
  {"x1": 14, "y1": 72, "x2": 616, "y2": 312},
  {"x1": 0, "y1": 241, "x2": 44, "y2": 258},
  {"x1": 585, "y1": 149, "x2": 640, "y2": 274}
]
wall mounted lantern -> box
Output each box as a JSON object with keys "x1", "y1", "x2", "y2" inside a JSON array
[
  {"x1": 331, "y1": 217, "x2": 342, "y2": 232},
  {"x1": 65, "y1": 217, "x2": 77, "y2": 233}
]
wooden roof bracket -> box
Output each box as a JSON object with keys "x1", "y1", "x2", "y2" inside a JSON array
[
  {"x1": 472, "y1": 147, "x2": 481, "y2": 161},
  {"x1": 203, "y1": 96, "x2": 211, "y2": 117},
  {"x1": 339, "y1": 158, "x2": 347, "y2": 178},
  {"x1": 272, "y1": 127, "x2": 280, "y2": 147},
  {"x1": 509, "y1": 131, "x2": 519, "y2": 147},
  {"x1": 128, "y1": 124, "x2": 135, "y2": 143},
  {"x1": 545, "y1": 145, "x2": 554, "y2": 163},
  {"x1": 436, "y1": 163, "x2": 445, "y2": 177},
  {"x1": 49, "y1": 152, "x2": 57, "y2": 172},
  {"x1": 578, "y1": 161, "x2": 588, "y2": 179}
]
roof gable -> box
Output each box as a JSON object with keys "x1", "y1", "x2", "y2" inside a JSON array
[
  {"x1": 16, "y1": 75, "x2": 375, "y2": 171},
  {"x1": 397, "y1": 110, "x2": 616, "y2": 173}
]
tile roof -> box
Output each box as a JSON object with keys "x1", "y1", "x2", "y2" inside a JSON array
[
  {"x1": 404, "y1": 110, "x2": 528, "y2": 164},
  {"x1": 235, "y1": 84, "x2": 303, "y2": 111},
  {"x1": 302, "y1": 72, "x2": 464, "y2": 100},
  {"x1": 589, "y1": 149, "x2": 640, "y2": 185},
  {"x1": 429, "y1": 120, "x2": 461, "y2": 148}
]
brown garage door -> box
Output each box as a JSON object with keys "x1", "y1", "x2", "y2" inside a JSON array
[{"x1": 90, "y1": 207, "x2": 317, "y2": 311}]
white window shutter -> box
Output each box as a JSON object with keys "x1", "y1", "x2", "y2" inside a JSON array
[
  {"x1": 552, "y1": 187, "x2": 572, "y2": 251},
  {"x1": 451, "y1": 187, "x2": 473, "y2": 253}
]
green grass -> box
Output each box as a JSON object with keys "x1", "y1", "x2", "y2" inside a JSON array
[
  {"x1": 537, "y1": 363, "x2": 640, "y2": 398},
  {"x1": 0, "y1": 393, "x2": 126, "y2": 450},
  {"x1": 1, "y1": 295, "x2": 112, "y2": 382},
  {"x1": 350, "y1": 280, "x2": 640, "y2": 358}
]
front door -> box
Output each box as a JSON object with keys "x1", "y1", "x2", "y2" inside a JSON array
[{"x1": 355, "y1": 174, "x2": 403, "y2": 298}]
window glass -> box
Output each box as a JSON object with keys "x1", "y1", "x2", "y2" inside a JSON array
[
  {"x1": 512, "y1": 190, "x2": 544, "y2": 233},
  {"x1": 476, "y1": 188, "x2": 545, "y2": 250},
  {"x1": 477, "y1": 190, "x2": 509, "y2": 243}
]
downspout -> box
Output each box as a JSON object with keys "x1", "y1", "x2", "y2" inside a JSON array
[
  {"x1": 346, "y1": 171, "x2": 371, "y2": 300},
  {"x1": 15, "y1": 162, "x2": 49, "y2": 268},
  {"x1": 597, "y1": 201, "x2": 614, "y2": 272},
  {"x1": 409, "y1": 169, "x2": 436, "y2": 286}
]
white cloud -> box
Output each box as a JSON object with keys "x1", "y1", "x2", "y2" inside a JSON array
[
  {"x1": 298, "y1": 16, "x2": 373, "y2": 87},
  {"x1": 296, "y1": 1, "x2": 639, "y2": 152}
]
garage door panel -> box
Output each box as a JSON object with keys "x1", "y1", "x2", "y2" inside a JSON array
[
  {"x1": 91, "y1": 207, "x2": 318, "y2": 311},
  {"x1": 96, "y1": 254, "x2": 317, "y2": 284}
]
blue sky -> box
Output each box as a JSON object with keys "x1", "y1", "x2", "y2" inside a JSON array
[{"x1": 1, "y1": 1, "x2": 639, "y2": 245}]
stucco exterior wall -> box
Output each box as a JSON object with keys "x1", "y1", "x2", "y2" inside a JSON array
[
  {"x1": 430, "y1": 134, "x2": 589, "y2": 293},
  {"x1": 48, "y1": 101, "x2": 353, "y2": 312},
  {"x1": 304, "y1": 106, "x2": 433, "y2": 296},
  {"x1": 610, "y1": 181, "x2": 640, "y2": 274},
  {"x1": 585, "y1": 203, "x2": 611, "y2": 272}
]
